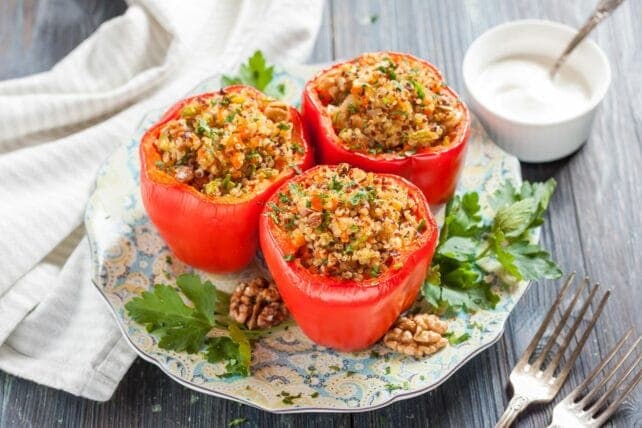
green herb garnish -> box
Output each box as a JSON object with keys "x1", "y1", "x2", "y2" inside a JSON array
[
  {"x1": 409, "y1": 79, "x2": 425, "y2": 99},
  {"x1": 446, "y1": 332, "x2": 470, "y2": 345},
  {"x1": 228, "y1": 418, "x2": 246, "y2": 427},
  {"x1": 125, "y1": 274, "x2": 252, "y2": 377},
  {"x1": 221, "y1": 51, "x2": 284, "y2": 99},
  {"x1": 291, "y1": 143, "x2": 305, "y2": 154},
  {"x1": 422, "y1": 179, "x2": 562, "y2": 314}
]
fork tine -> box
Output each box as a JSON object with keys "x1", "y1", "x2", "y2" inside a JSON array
[
  {"x1": 517, "y1": 273, "x2": 576, "y2": 366},
  {"x1": 544, "y1": 283, "x2": 600, "y2": 376},
  {"x1": 589, "y1": 347, "x2": 642, "y2": 416},
  {"x1": 577, "y1": 334, "x2": 640, "y2": 407},
  {"x1": 569, "y1": 329, "x2": 633, "y2": 403},
  {"x1": 532, "y1": 276, "x2": 588, "y2": 369},
  {"x1": 594, "y1": 368, "x2": 642, "y2": 426},
  {"x1": 553, "y1": 290, "x2": 611, "y2": 387}
]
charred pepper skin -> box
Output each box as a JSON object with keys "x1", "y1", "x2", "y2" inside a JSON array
[{"x1": 140, "y1": 85, "x2": 314, "y2": 273}]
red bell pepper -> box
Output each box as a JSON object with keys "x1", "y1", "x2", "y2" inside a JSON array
[
  {"x1": 302, "y1": 52, "x2": 471, "y2": 205},
  {"x1": 259, "y1": 165, "x2": 439, "y2": 351},
  {"x1": 140, "y1": 86, "x2": 314, "y2": 273}
]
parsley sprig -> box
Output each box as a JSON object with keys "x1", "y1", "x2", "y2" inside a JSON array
[
  {"x1": 125, "y1": 274, "x2": 255, "y2": 377},
  {"x1": 422, "y1": 179, "x2": 562, "y2": 314},
  {"x1": 221, "y1": 50, "x2": 286, "y2": 99}
]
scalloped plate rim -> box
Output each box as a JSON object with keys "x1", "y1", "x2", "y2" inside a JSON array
[{"x1": 91, "y1": 278, "x2": 528, "y2": 414}]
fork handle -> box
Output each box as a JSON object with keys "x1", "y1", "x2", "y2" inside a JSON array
[{"x1": 495, "y1": 394, "x2": 531, "y2": 428}]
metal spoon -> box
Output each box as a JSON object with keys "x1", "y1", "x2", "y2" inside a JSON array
[{"x1": 550, "y1": 0, "x2": 626, "y2": 78}]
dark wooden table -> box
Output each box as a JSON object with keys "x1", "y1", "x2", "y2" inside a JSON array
[{"x1": 1, "y1": 1, "x2": 640, "y2": 427}]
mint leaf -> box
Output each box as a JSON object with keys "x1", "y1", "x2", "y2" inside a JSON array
[{"x1": 494, "y1": 198, "x2": 538, "y2": 238}]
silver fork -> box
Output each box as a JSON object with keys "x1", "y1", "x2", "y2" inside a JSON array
[
  {"x1": 495, "y1": 273, "x2": 611, "y2": 427},
  {"x1": 549, "y1": 329, "x2": 641, "y2": 427}
]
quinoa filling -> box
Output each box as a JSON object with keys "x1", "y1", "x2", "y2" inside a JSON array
[
  {"x1": 268, "y1": 164, "x2": 428, "y2": 281},
  {"x1": 314, "y1": 52, "x2": 463, "y2": 156},
  {"x1": 153, "y1": 88, "x2": 305, "y2": 198}
]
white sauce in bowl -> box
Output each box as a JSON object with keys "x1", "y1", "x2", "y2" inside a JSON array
[{"x1": 475, "y1": 55, "x2": 592, "y2": 123}]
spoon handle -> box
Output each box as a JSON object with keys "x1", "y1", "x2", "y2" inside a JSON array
[{"x1": 550, "y1": 0, "x2": 626, "y2": 77}]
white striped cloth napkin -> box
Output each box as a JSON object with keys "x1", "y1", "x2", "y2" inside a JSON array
[{"x1": 0, "y1": 0, "x2": 323, "y2": 401}]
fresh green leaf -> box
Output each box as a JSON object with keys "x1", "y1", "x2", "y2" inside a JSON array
[
  {"x1": 436, "y1": 237, "x2": 481, "y2": 262},
  {"x1": 505, "y1": 241, "x2": 563, "y2": 280},
  {"x1": 423, "y1": 179, "x2": 560, "y2": 314},
  {"x1": 441, "y1": 192, "x2": 484, "y2": 242},
  {"x1": 422, "y1": 280, "x2": 499, "y2": 313},
  {"x1": 228, "y1": 324, "x2": 251, "y2": 376},
  {"x1": 489, "y1": 230, "x2": 522, "y2": 280},
  {"x1": 446, "y1": 332, "x2": 470, "y2": 345},
  {"x1": 126, "y1": 275, "x2": 255, "y2": 377},
  {"x1": 125, "y1": 284, "x2": 212, "y2": 354},
  {"x1": 494, "y1": 197, "x2": 538, "y2": 238},
  {"x1": 221, "y1": 51, "x2": 285, "y2": 99},
  {"x1": 205, "y1": 324, "x2": 251, "y2": 378},
  {"x1": 176, "y1": 274, "x2": 217, "y2": 325}
]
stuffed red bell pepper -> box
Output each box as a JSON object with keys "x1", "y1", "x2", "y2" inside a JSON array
[
  {"x1": 302, "y1": 52, "x2": 471, "y2": 204},
  {"x1": 140, "y1": 85, "x2": 314, "y2": 273},
  {"x1": 259, "y1": 163, "x2": 439, "y2": 351}
]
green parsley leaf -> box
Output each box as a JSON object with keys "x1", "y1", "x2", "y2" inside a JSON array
[
  {"x1": 221, "y1": 51, "x2": 285, "y2": 99},
  {"x1": 436, "y1": 237, "x2": 481, "y2": 262},
  {"x1": 446, "y1": 332, "x2": 470, "y2": 345},
  {"x1": 504, "y1": 241, "x2": 563, "y2": 280},
  {"x1": 222, "y1": 50, "x2": 273, "y2": 91},
  {"x1": 125, "y1": 283, "x2": 211, "y2": 354},
  {"x1": 423, "y1": 179, "x2": 561, "y2": 314},
  {"x1": 126, "y1": 274, "x2": 255, "y2": 377},
  {"x1": 205, "y1": 324, "x2": 251, "y2": 377}
]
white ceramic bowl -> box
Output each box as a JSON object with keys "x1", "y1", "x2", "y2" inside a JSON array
[{"x1": 462, "y1": 20, "x2": 611, "y2": 163}]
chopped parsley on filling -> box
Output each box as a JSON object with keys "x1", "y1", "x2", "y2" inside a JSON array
[
  {"x1": 313, "y1": 52, "x2": 464, "y2": 156},
  {"x1": 153, "y1": 88, "x2": 304, "y2": 198},
  {"x1": 269, "y1": 164, "x2": 428, "y2": 282}
]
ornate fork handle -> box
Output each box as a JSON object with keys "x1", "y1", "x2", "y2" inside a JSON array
[
  {"x1": 550, "y1": 0, "x2": 626, "y2": 77},
  {"x1": 495, "y1": 394, "x2": 532, "y2": 428}
]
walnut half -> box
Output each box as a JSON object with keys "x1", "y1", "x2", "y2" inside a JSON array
[
  {"x1": 229, "y1": 277, "x2": 288, "y2": 330},
  {"x1": 383, "y1": 313, "x2": 448, "y2": 358}
]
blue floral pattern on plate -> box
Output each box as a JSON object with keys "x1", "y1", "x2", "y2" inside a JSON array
[{"x1": 85, "y1": 64, "x2": 527, "y2": 413}]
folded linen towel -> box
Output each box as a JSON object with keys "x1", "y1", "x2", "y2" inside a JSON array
[{"x1": 0, "y1": 0, "x2": 323, "y2": 401}]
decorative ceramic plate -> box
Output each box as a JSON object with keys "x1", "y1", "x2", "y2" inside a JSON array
[{"x1": 86, "y1": 64, "x2": 527, "y2": 413}]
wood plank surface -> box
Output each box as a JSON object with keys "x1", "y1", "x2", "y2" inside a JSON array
[{"x1": 0, "y1": 1, "x2": 640, "y2": 427}]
